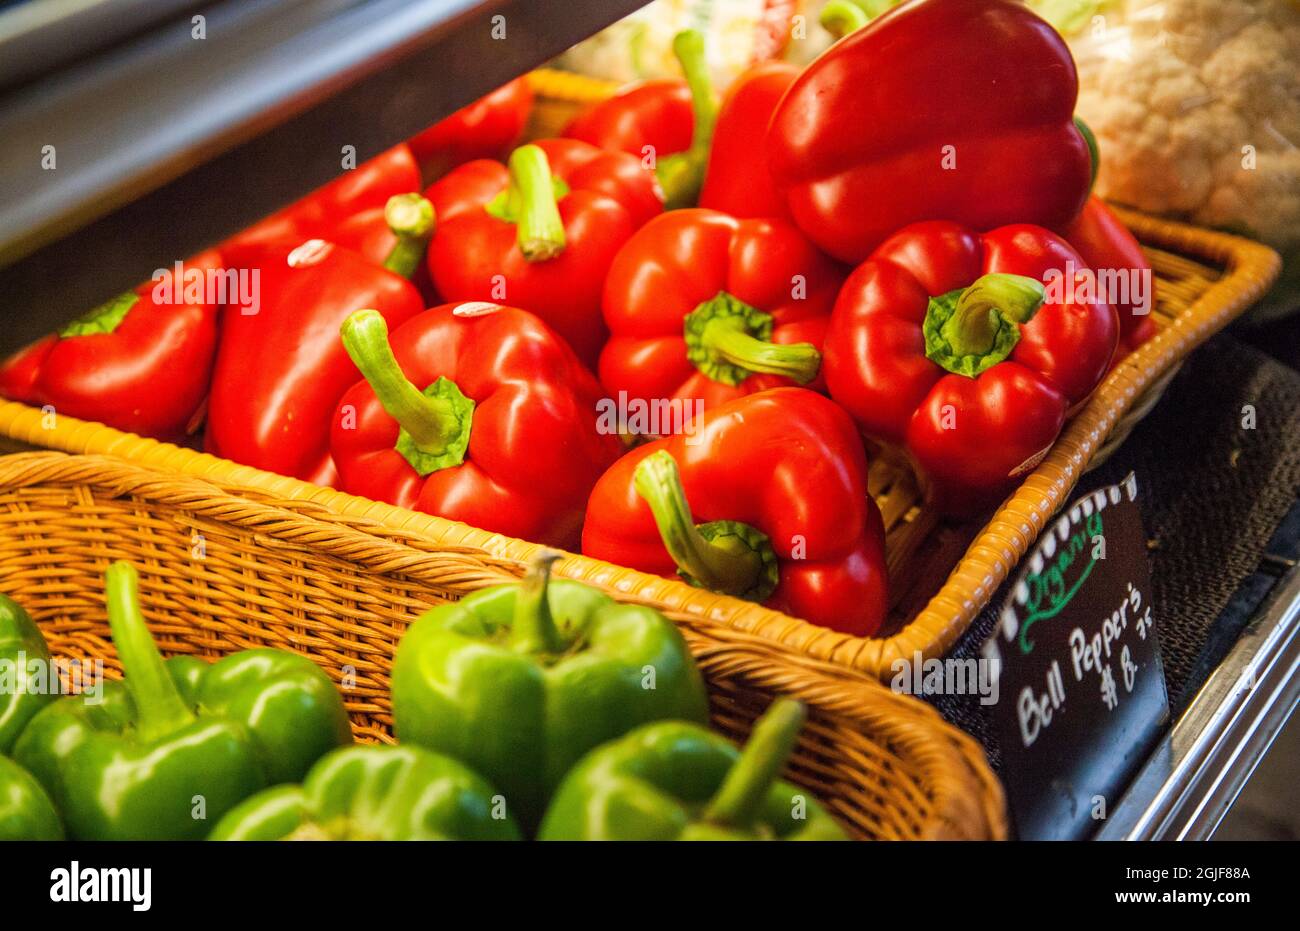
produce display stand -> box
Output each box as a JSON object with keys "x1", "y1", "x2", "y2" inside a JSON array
[{"x1": 0, "y1": 0, "x2": 1295, "y2": 849}]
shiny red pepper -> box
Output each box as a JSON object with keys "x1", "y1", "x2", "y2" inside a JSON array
[
  {"x1": 766, "y1": 0, "x2": 1093, "y2": 263},
  {"x1": 220, "y1": 145, "x2": 422, "y2": 266},
  {"x1": 425, "y1": 140, "x2": 662, "y2": 367},
  {"x1": 600, "y1": 209, "x2": 842, "y2": 427},
  {"x1": 823, "y1": 221, "x2": 1119, "y2": 516},
  {"x1": 331, "y1": 305, "x2": 621, "y2": 550},
  {"x1": 1060, "y1": 197, "x2": 1157, "y2": 356},
  {"x1": 407, "y1": 77, "x2": 534, "y2": 179},
  {"x1": 0, "y1": 251, "x2": 223, "y2": 442},
  {"x1": 206, "y1": 200, "x2": 433, "y2": 485},
  {"x1": 582, "y1": 387, "x2": 888, "y2": 636},
  {"x1": 564, "y1": 31, "x2": 717, "y2": 209},
  {"x1": 564, "y1": 80, "x2": 692, "y2": 160},
  {"x1": 698, "y1": 60, "x2": 797, "y2": 221}
]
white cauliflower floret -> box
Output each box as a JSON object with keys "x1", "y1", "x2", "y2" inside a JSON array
[{"x1": 1068, "y1": 0, "x2": 1300, "y2": 254}]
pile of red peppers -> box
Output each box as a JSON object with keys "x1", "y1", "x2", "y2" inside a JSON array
[{"x1": 0, "y1": 0, "x2": 1160, "y2": 638}]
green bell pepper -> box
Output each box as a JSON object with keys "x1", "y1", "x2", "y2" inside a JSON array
[
  {"x1": 0, "y1": 593, "x2": 55, "y2": 753},
  {"x1": 0, "y1": 754, "x2": 62, "y2": 840},
  {"x1": 208, "y1": 743, "x2": 521, "y2": 840},
  {"x1": 12, "y1": 561, "x2": 352, "y2": 840},
  {"x1": 392, "y1": 553, "x2": 709, "y2": 828},
  {"x1": 538, "y1": 698, "x2": 848, "y2": 840}
]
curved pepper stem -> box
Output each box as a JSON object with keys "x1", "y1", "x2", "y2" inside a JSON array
[
  {"x1": 633, "y1": 450, "x2": 779, "y2": 602},
  {"x1": 381, "y1": 194, "x2": 436, "y2": 279},
  {"x1": 340, "y1": 309, "x2": 474, "y2": 476},
  {"x1": 105, "y1": 561, "x2": 195, "y2": 742},
  {"x1": 684, "y1": 292, "x2": 820, "y2": 386},
  {"x1": 499, "y1": 144, "x2": 566, "y2": 262},
  {"x1": 656, "y1": 29, "x2": 718, "y2": 210},
  {"x1": 1075, "y1": 116, "x2": 1100, "y2": 194},
  {"x1": 923, "y1": 273, "x2": 1046, "y2": 378},
  {"x1": 819, "y1": 0, "x2": 870, "y2": 38},
  {"x1": 702, "y1": 698, "x2": 805, "y2": 828},
  {"x1": 510, "y1": 552, "x2": 566, "y2": 655}
]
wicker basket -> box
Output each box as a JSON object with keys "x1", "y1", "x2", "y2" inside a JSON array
[
  {"x1": 0, "y1": 208, "x2": 1278, "y2": 682},
  {"x1": 0, "y1": 451, "x2": 1004, "y2": 840}
]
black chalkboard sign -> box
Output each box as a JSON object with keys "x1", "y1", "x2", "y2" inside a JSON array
[{"x1": 983, "y1": 472, "x2": 1169, "y2": 840}]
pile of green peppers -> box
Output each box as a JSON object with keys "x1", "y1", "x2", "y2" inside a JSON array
[
  {"x1": 4, "y1": 562, "x2": 356, "y2": 840},
  {"x1": 1, "y1": 557, "x2": 847, "y2": 841},
  {"x1": 1, "y1": 592, "x2": 60, "y2": 840}
]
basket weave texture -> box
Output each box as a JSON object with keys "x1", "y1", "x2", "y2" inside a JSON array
[
  {"x1": 0, "y1": 451, "x2": 1005, "y2": 840},
  {"x1": 0, "y1": 208, "x2": 1278, "y2": 681}
]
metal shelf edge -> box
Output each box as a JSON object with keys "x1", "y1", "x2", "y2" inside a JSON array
[{"x1": 1095, "y1": 562, "x2": 1300, "y2": 840}]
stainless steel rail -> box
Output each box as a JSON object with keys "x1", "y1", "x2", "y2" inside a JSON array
[
  {"x1": 0, "y1": 0, "x2": 649, "y2": 353},
  {"x1": 1096, "y1": 563, "x2": 1300, "y2": 839},
  {"x1": 0, "y1": 0, "x2": 203, "y2": 87}
]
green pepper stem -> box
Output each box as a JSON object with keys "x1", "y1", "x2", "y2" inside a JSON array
[
  {"x1": 510, "y1": 552, "x2": 565, "y2": 655},
  {"x1": 699, "y1": 316, "x2": 820, "y2": 385},
  {"x1": 656, "y1": 30, "x2": 718, "y2": 210},
  {"x1": 675, "y1": 29, "x2": 717, "y2": 163},
  {"x1": 381, "y1": 194, "x2": 436, "y2": 279},
  {"x1": 340, "y1": 310, "x2": 461, "y2": 456},
  {"x1": 943, "y1": 274, "x2": 1045, "y2": 357},
  {"x1": 819, "y1": 0, "x2": 870, "y2": 38},
  {"x1": 505, "y1": 145, "x2": 566, "y2": 262},
  {"x1": 702, "y1": 698, "x2": 805, "y2": 827},
  {"x1": 633, "y1": 451, "x2": 764, "y2": 597},
  {"x1": 105, "y1": 561, "x2": 195, "y2": 742},
  {"x1": 1075, "y1": 116, "x2": 1099, "y2": 194}
]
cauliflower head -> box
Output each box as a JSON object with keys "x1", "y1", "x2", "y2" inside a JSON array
[{"x1": 1068, "y1": 0, "x2": 1300, "y2": 255}]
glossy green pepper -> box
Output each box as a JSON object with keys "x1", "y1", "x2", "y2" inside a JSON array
[
  {"x1": 0, "y1": 754, "x2": 62, "y2": 840},
  {"x1": 0, "y1": 593, "x2": 56, "y2": 753},
  {"x1": 13, "y1": 561, "x2": 352, "y2": 840},
  {"x1": 393, "y1": 553, "x2": 709, "y2": 828},
  {"x1": 208, "y1": 743, "x2": 521, "y2": 840},
  {"x1": 538, "y1": 698, "x2": 848, "y2": 840}
]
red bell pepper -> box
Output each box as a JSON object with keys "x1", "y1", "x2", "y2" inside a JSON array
[
  {"x1": 823, "y1": 221, "x2": 1119, "y2": 516},
  {"x1": 220, "y1": 145, "x2": 422, "y2": 266},
  {"x1": 697, "y1": 60, "x2": 797, "y2": 221},
  {"x1": 563, "y1": 80, "x2": 692, "y2": 159},
  {"x1": 1060, "y1": 196, "x2": 1157, "y2": 356},
  {"x1": 766, "y1": 0, "x2": 1093, "y2": 263},
  {"x1": 0, "y1": 251, "x2": 224, "y2": 442},
  {"x1": 582, "y1": 387, "x2": 888, "y2": 636},
  {"x1": 332, "y1": 305, "x2": 621, "y2": 550},
  {"x1": 206, "y1": 203, "x2": 432, "y2": 485},
  {"x1": 564, "y1": 31, "x2": 717, "y2": 209},
  {"x1": 600, "y1": 208, "x2": 842, "y2": 427},
  {"x1": 407, "y1": 77, "x2": 533, "y2": 178},
  {"x1": 425, "y1": 140, "x2": 661, "y2": 367}
]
